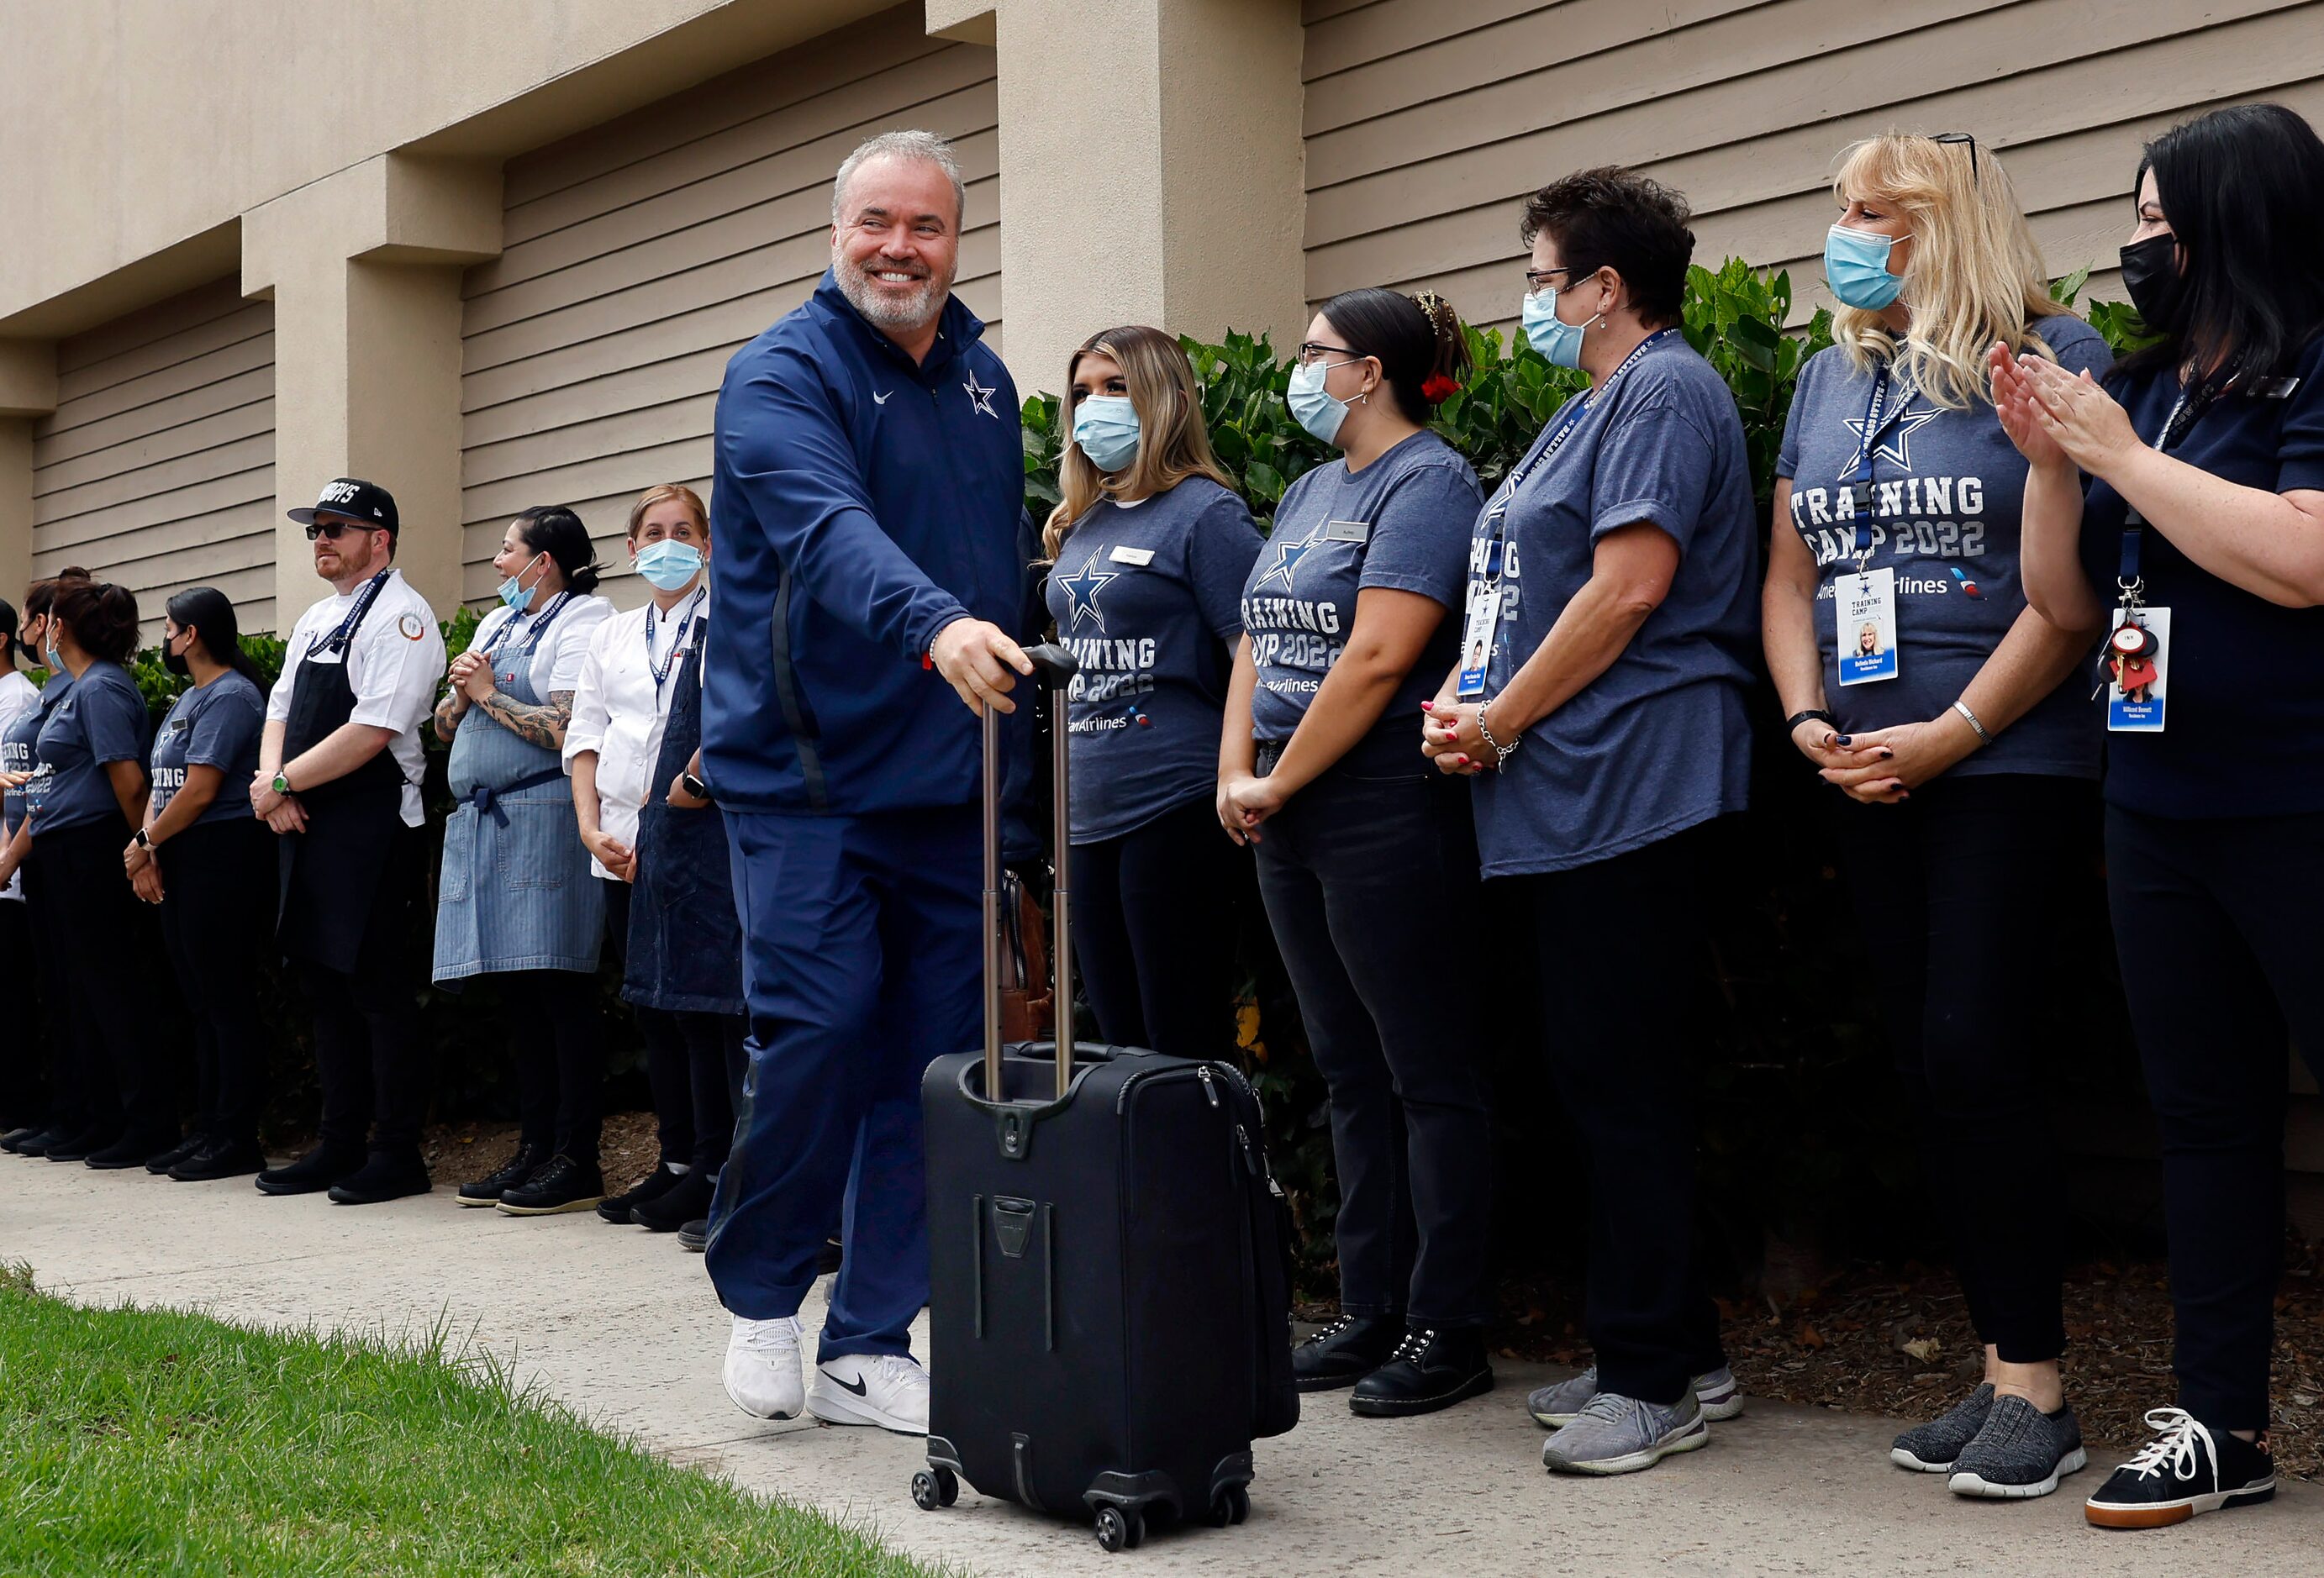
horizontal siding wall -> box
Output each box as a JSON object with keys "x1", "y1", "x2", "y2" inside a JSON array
[
  {"x1": 1303, "y1": 0, "x2": 2324, "y2": 335},
  {"x1": 459, "y1": 2, "x2": 1002, "y2": 610},
  {"x1": 30, "y1": 276, "x2": 277, "y2": 638}
]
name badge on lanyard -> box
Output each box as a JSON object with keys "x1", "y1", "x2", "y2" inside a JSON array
[
  {"x1": 2100, "y1": 384, "x2": 2203, "y2": 733},
  {"x1": 1834, "y1": 367, "x2": 1910, "y2": 686},
  {"x1": 1457, "y1": 564, "x2": 1503, "y2": 700}
]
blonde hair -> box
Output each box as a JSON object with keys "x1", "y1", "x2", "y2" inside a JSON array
[
  {"x1": 1041, "y1": 326, "x2": 1238, "y2": 563},
  {"x1": 1831, "y1": 134, "x2": 2074, "y2": 409},
  {"x1": 627, "y1": 482, "x2": 709, "y2": 538}
]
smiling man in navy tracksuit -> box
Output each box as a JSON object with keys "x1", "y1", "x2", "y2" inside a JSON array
[{"x1": 703, "y1": 129, "x2": 1036, "y2": 1437}]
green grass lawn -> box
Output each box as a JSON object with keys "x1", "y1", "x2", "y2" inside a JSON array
[{"x1": 0, "y1": 1263, "x2": 949, "y2": 1577}]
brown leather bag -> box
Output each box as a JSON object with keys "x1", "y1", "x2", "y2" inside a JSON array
[{"x1": 997, "y1": 869, "x2": 1054, "y2": 1041}]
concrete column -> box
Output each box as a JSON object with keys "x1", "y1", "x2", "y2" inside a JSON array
[
  {"x1": 928, "y1": 0, "x2": 1307, "y2": 398},
  {"x1": 0, "y1": 339, "x2": 57, "y2": 610},
  {"x1": 242, "y1": 155, "x2": 501, "y2": 620}
]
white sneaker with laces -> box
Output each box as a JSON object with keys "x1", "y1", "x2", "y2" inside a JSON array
[
  {"x1": 722, "y1": 1314, "x2": 804, "y2": 1420},
  {"x1": 808, "y1": 1352, "x2": 930, "y2": 1435}
]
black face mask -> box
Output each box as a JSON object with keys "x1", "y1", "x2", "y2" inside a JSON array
[
  {"x1": 2118, "y1": 232, "x2": 2186, "y2": 334},
  {"x1": 161, "y1": 639, "x2": 189, "y2": 679}
]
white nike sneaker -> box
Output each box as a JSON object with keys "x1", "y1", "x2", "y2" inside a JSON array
[
  {"x1": 807, "y1": 1352, "x2": 930, "y2": 1435},
  {"x1": 722, "y1": 1314, "x2": 804, "y2": 1420}
]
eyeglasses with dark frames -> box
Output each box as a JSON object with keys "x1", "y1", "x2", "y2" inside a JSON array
[
  {"x1": 1524, "y1": 266, "x2": 1579, "y2": 293},
  {"x1": 1932, "y1": 131, "x2": 1980, "y2": 187},
  {"x1": 303, "y1": 518, "x2": 373, "y2": 542},
  {"x1": 1293, "y1": 341, "x2": 1367, "y2": 367}
]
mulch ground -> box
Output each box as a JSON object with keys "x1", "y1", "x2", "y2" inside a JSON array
[{"x1": 1462, "y1": 1239, "x2": 2324, "y2": 1481}]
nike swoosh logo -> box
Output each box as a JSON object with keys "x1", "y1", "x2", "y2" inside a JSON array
[
  {"x1": 872, "y1": 391, "x2": 892, "y2": 405},
  {"x1": 827, "y1": 1370, "x2": 869, "y2": 1397}
]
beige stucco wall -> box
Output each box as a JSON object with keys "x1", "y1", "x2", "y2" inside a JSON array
[{"x1": 0, "y1": 0, "x2": 894, "y2": 337}]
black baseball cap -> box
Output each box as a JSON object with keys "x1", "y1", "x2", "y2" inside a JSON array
[{"x1": 288, "y1": 477, "x2": 398, "y2": 538}]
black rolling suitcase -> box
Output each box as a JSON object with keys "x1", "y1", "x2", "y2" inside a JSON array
[{"x1": 914, "y1": 641, "x2": 1298, "y2": 1554}]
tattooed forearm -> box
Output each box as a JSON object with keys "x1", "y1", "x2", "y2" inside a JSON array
[
  {"x1": 477, "y1": 690, "x2": 575, "y2": 751},
  {"x1": 433, "y1": 689, "x2": 466, "y2": 743}
]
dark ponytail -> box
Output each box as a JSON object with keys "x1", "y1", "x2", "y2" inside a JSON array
[
  {"x1": 1314, "y1": 286, "x2": 1473, "y2": 425},
  {"x1": 50, "y1": 579, "x2": 140, "y2": 665},
  {"x1": 166, "y1": 586, "x2": 267, "y2": 690},
  {"x1": 511, "y1": 505, "x2": 603, "y2": 596}
]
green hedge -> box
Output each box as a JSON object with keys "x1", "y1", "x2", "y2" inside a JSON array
[{"x1": 1019, "y1": 263, "x2": 2153, "y2": 1290}]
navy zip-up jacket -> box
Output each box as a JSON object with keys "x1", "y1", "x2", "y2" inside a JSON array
[{"x1": 703, "y1": 271, "x2": 1035, "y2": 816}]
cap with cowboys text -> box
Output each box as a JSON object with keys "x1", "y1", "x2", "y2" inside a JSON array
[{"x1": 287, "y1": 477, "x2": 398, "y2": 538}]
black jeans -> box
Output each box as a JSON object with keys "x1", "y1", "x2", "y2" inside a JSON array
[
  {"x1": 1254, "y1": 767, "x2": 1491, "y2": 1328},
  {"x1": 0, "y1": 897, "x2": 44, "y2": 1126},
  {"x1": 31, "y1": 817, "x2": 167, "y2": 1138},
  {"x1": 1069, "y1": 795, "x2": 1246, "y2": 1060},
  {"x1": 1509, "y1": 827, "x2": 1726, "y2": 1405},
  {"x1": 302, "y1": 825, "x2": 429, "y2": 1155},
  {"x1": 499, "y1": 969, "x2": 604, "y2": 1164},
  {"x1": 1830, "y1": 773, "x2": 2092, "y2": 1365},
  {"x1": 156, "y1": 817, "x2": 276, "y2": 1144},
  {"x1": 607, "y1": 877, "x2": 741, "y2": 1175},
  {"x1": 2106, "y1": 803, "x2": 2324, "y2": 1433}
]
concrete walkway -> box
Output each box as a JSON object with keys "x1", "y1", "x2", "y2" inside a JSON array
[{"x1": 5, "y1": 1159, "x2": 2320, "y2": 1577}]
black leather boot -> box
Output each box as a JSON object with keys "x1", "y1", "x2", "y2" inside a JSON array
[
  {"x1": 1292, "y1": 1313, "x2": 1405, "y2": 1392},
  {"x1": 1348, "y1": 1323, "x2": 1495, "y2": 1418}
]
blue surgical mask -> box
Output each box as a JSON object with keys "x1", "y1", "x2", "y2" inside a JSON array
[
  {"x1": 1521, "y1": 287, "x2": 1592, "y2": 369},
  {"x1": 1072, "y1": 395, "x2": 1141, "y2": 473},
  {"x1": 497, "y1": 550, "x2": 546, "y2": 610},
  {"x1": 1824, "y1": 224, "x2": 1910, "y2": 310},
  {"x1": 634, "y1": 540, "x2": 704, "y2": 592},
  {"x1": 43, "y1": 640, "x2": 60, "y2": 672},
  {"x1": 1287, "y1": 359, "x2": 1354, "y2": 447}
]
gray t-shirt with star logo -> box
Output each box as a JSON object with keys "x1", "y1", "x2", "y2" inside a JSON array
[
  {"x1": 1043, "y1": 477, "x2": 1262, "y2": 843},
  {"x1": 1241, "y1": 431, "x2": 1482, "y2": 776},
  {"x1": 1777, "y1": 314, "x2": 2111, "y2": 778}
]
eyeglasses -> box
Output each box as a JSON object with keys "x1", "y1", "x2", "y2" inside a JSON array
[
  {"x1": 1293, "y1": 341, "x2": 1365, "y2": 367},
  {"x1": 303, "y1": 519, "x2": 373, "y2": 542},
  {"x1": 1932, "y1": 131, "x2": 1980, "y2": 187},
  {"x1": 1524, "y1": 266, "x2": 1577, "y2": 292}
]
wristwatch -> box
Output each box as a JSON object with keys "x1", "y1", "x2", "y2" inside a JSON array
[
  {"x1": 679, "y1": 770, "x2": 710, "y2": 801},
  {"x1": 271, "y1": 770, "x2": 293, "y2": 797},
  {"x1": 133, "y1": 829, "x2": 151, "y2": 850}
]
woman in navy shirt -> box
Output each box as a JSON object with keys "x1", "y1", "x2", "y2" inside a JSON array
[
  {"x1": 1042, "y1": 325, "x2": 1260, "y2": 1061},
  {"x1": 1766, "y1": 134, "x2": 2110, "y2": 1501},
  {"x1": 125, "y1": 588, "x2": 273, "y2": 1182},
  {"x1": 1220, "y1": 287, "x2": 1491, "y2": 1418},
  {"x1": 2005, "y1": 103, "x2": 2324, "y2": 1532},
  {"x1": 0, "y1": 579, "x2": 164, "y2": 1167},
  {"x1": 1424, "y1": 168, "x2": 1756, "y2": 1475}
]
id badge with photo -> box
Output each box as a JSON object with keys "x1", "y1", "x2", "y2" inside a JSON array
[
  {"x1": 1456, "y1": 582, "x2": 1498, "y2": 699},
  {"x1": 2105, "y1": 606, "x2": 2170, "y2": 733},
  {"x1": 1834, "y1": 567, "x2": 1900, "y2": 686}
]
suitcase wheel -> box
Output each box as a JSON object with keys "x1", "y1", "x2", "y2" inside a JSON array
[
  {"x1": 909, "y1": 1467, "x2": 959, "y2": 1512},
  {"x1": 1209, "y1": 1484, "x2": 1250, "y2": 1528},
  {"x1": 1093, "y1": 1503, "x2": 1145, "y2": 1552}
]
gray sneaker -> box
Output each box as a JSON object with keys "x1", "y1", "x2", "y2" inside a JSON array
[
  {"x1": 1890, "y1": 1382, "x2": 1995, "y2": 1473},
  {"x1": 1540, "y1": 1388, "x2": 1709, "y2": 1476},
  {"x1": 1947, "y1": 1395, "x2": 2088, "y2": 1500},
  {"x1": 1527, "y1": 1365, "x2": 1742, "y2": 1428}
]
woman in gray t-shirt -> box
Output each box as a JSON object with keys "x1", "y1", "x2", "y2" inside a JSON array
[
  {"x1": 1764, "y1": 133, "x2": 2109, "y2": 1499},
  {"x1": 1040, "y1": 325, "x2": 1261, "y2": 1064}
]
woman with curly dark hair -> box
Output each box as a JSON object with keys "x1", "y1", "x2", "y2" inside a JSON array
[{"x1": 1425, "y1": 167, "x2": 1758, "y2": 1475}]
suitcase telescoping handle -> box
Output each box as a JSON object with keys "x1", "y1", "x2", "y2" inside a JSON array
[{"x1": 983, "y1": 639, "x2": 1079, "y2": 1102}]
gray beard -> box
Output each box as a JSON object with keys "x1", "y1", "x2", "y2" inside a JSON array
[{"x1": 834, "y1": 251, "x2": 951, "y2": 333}]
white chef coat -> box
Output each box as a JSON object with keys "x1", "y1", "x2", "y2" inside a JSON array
[{"x1": 563, "y1": 586, "x2": 706, "y2": 880}]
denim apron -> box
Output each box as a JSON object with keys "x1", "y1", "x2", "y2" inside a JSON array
[
  {"x1": 624, "y1": 633, "x2": 742, "y2": 1015},
  {"x1": 431, "y1": 597, "x2": 603, "y2": 982}
]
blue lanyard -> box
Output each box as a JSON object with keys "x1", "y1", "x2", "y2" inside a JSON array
[
  {"x1": 318, "y1": 571, "x2": 393, "y2": 657},
  {"x1": 1475, "y1": 326, "x2": 1679, "y2": 576},
  {"x1": 1842, "y1": 366, "x2": 1916, "y2": 564},
  {"x1": 644, "y1": 590, "x2": 704, "y2": 692},
  {"x1": 2117, "y1": 386, "x2": 2201, "y2": 599},
  {"x1": 481, "y1": 591, "x2": 573, "y2": 665}
]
